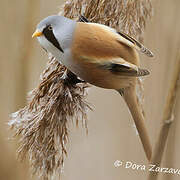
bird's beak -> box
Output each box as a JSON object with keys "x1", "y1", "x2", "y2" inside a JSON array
[{"x1": 32, "y1": 30, "x2": 43, "y2": 38}]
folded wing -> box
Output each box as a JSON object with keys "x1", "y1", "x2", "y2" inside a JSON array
[{"x1": 97, "y1": 58, "x2": 150, "y2": 77}]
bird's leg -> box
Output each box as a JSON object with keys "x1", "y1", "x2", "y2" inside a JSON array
[{"x1": 65, "y1": 70, "x2": 86, "y2": 85}]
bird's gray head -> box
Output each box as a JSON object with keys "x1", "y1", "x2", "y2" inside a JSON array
[{"x1": 32, "y1": 15, "x2": 76, "y2": 55}]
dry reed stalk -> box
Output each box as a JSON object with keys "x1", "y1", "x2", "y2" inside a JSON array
[
  {"x1": 9, "y1": 0, "x2": 153, "y2": 179},
  {"x1": 148, "y1": 50, "x2": 180, "y2": 180}
]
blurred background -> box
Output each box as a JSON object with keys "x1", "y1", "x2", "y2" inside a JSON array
[{"x1": 0, "y1": 0, "x2": 180, "y2": 180}]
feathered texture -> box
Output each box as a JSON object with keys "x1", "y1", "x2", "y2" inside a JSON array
[
  {"x1": 62, "y1": 0, "x2": 152, "y2": 115},
  {"x1": 9, "y1": 0, "x2": 152, "y2": 179}
]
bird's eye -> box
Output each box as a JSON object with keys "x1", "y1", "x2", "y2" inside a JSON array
[{"x1": 48, "y1": 26, "x2": 53, "y2": 31}]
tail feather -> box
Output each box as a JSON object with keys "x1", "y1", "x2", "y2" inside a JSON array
[{"x1": 117, "y1": 87, "x2": 152, "y2": 161}]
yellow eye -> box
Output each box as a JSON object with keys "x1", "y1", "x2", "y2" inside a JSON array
[{"x1": 48, "y1": 26, "x2": 53, "y2": 31}]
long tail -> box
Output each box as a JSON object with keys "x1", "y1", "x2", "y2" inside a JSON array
[{"x1": 117, "y1": 86, "x2": 152, "y2": 161}]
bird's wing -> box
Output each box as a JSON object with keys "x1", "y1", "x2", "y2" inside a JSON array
[
  {"x1": 98, "y1": 59, "x2": 150, "y2": 77},
  {"x1": 81, "y1": 55, "x2": 150, "y2": 77},
  {"x1": 72, "y1": 22, "x2": 150, "y2": 77},
  {"x1": 88, "y1": 23, "x2": 154, "y2": 57},
  {"x1": 117, "y1": 31, "x2": 154, "y2": 57}
]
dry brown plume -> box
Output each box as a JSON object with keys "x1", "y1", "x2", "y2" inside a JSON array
[
  {"x1": 9, "y1": 0, "x2": 153, "y2": 179},
  {"x1": 9, "y1": 57, "x2": 91, "y2": 179}
]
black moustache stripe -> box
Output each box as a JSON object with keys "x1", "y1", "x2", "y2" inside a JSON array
[{"x1": 43, "y1": 26, "x2": 64, "y2": 53}]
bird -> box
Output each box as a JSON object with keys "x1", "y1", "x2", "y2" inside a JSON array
[{"x1": 32, "y1": 15, "x2": 153, "y2": 161}]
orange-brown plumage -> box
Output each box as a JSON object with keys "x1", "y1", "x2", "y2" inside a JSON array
[
  {"x1": 33, "y1": 15, "x2": 152, "y2": 161},
  {"x1": 71, "y1": 22, "x2": 152, "y2": 161},
  {"x1": 71, "y1": 22, "x2": 139, "y2": 89},
  {"x1": 72, "y1": 22, "x2": 139, "y2": 65}
]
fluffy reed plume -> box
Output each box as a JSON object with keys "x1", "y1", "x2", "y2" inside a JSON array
[
  {"x1": 9, "y1": 57, "x2": 91, "y2": 179},
  {"x1": 9, "y1": 0, "x2": 152, "y2": 179}
]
